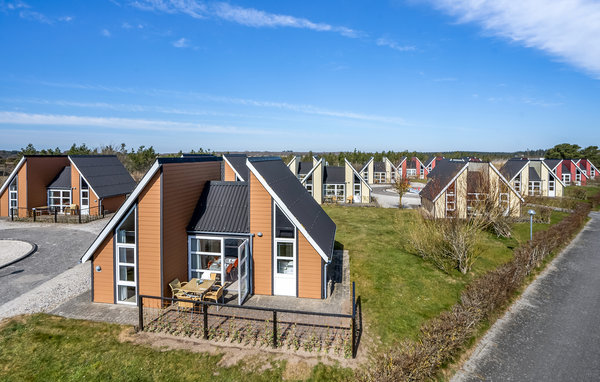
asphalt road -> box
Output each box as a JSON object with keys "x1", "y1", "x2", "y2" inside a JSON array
[
  {"x1": 0, "y1": 225, "x2": 98, "y2": 305},
  {"x1": 453, "y1": 211, "x2": 600, "y2": 382}
]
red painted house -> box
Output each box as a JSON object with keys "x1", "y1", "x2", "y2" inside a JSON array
[
  {"x1": 545, "y1": 159, "x2": 589, "y2": 186},
  {"x1": 575, "y1": 159, "x2": 598, "y2": 181}
]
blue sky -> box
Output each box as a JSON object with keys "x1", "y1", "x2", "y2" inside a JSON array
[{"x1": 1, "y1": 0, "x2": 599, "y2": 153}]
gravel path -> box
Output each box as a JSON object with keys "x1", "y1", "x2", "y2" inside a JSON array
[
  {"x1": 0, "y1": 240, "x2": 33, "y2": 267},
  {"x1": 0, "y1": 262, "x2": 90, "y2": 319},
  {"x1": 453, "y1": 211, "x2": 600, "y2": 381}
]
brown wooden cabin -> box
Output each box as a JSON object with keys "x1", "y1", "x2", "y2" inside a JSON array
[
  {"x1": 80, "y1": 156, "x2": 336, "y2": 306},
  {"x1": 0, "y1": 155, "x2": 135, "y2": 218}
]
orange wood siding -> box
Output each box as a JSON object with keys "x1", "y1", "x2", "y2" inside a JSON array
[
  {"x1": 101, "y1": 194, "x2": 126, "y2": 213},
  {"x1": 89, "y1": 189, "x2": 100, "y2": 215},
  {"x1": 297, "y1": 231, "x2": 323, "y2": 299},
  {"x1": 26, "y1": 157, "x2": 70, "y2": 214},
  {"x1": 17, "y1": 162, "x2": 27, "y2": 217},
  {"x1": 224, "y1": 161, "x2": 236, "y2": 181},
  {"x1": 162, "y1": 161, "x2": 221, "y2": 297},
  {"x1": 70, "y1": 165, "x2": 101, "y2": 215},
  {"x1": 137, "y1": 171, "x2": 162, "y2": 298},
  {"x1": 249, "y1": 172, "x2": 273, "y2": 295},
  {"x1": 0, "y1": 190, "x2": 7, "y2": 217},
  {"x1": 92, "y1": 236, "x2": 114, "y2": 303}
]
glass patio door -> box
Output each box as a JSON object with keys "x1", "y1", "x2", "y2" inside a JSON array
[
  {"x1": 115, "y1": 208, "x2": 137, "y2": 304},
  {"x1": 237, "y1": 239, "x2": 249, "y2": 304}
]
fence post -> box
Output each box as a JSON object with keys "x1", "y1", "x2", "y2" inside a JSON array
[
  {"x1": 203, "y1": 303, "x2": 209, "y2": 339},
  {"x1": 102, "y1": 206, "x2": 105, "y2": 218},
  {"x1": 78, "y1": 208, "x2": 82, "y2": 224},
  {"x1": 272, "y1": 310, "x2": 278, "y2": 348},
  {"x1": 54, "y1": 209, "x2": 57, "y2": 223},
  {"x1": 138, "y1": 295, "x2": 144, "y2": 332},
  {"x1": 11, "y1": 208, "x2": 14, "y2": 221},
  {"x1": 32, "y1": 208, "x2": 36, "y2": 222},
  {"x1": 351, "y1": 281, "x2": 356, "y2": 358}
]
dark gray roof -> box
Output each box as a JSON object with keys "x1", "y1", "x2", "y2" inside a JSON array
[
  {"x1": 374, "y1": 162, "x2": 385, "y2": 172},
  {"x1": 529, "y1": 167, "x2": 541, "y2": 181},
  {"x1": 187, "y1": 181, "x2": 249, "y2": 233},
  {"x1": 47, "y1": 166, "x2": 71, "y2": 189},
  {"x1": 323, "y1": 166, "x2": 345, "y2": 184},
  {"x1": 407, "y1": 158, "x2": 418, "y2": 169},
  {"x1": 298, "y1": 161, "x2": 314, "y2": 175},
  {"x1": 562, "y1": 163, "x2": 570, "y2": 173},
  {"x1": 544, "y1": 159, "x2": 562, "y2": 170},
  {"x1": 500, "y1": 159, "x2": 528, "y2": 181},
  {"x1": 181, "y1": 153, "x2": 215, "y2": 158},
  {"x1": 420, "y1": 161, "x2": 467, "y2": 201},
  {"x1": 396, "y1": 156, "x2": 407, "y2": 167},
  {"x1": 424, "y1": 157, "x2": 435, "y2": 167},
  {"x1": 249, "y1": 158, "x2": 336, "y2": 260},
  {"x1": 69, "y1": 155, "x2": 136, "y2": 199},
  {"x1": 224, "y1": 154, "x2": 249, "y2": 181}
]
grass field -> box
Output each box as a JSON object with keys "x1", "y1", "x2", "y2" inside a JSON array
[{"x1": 323, "y1": 206, "x2": 567, "y2": 345}]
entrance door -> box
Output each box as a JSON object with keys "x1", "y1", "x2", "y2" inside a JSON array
[
  {"x1": 548, "y1": 177, "x2": 556, "y2": 197},
  {"x1": 115, "y1": 208, "x2": 137, "y2": 304},
  {"x1": 273, "y1": 240, "x2": 296, "y2": 296},
  {"x1": 237, "y1": 239, "x2": 249, "y2": 304},
  {"x1": 80, "y1": 178, "x2": 90, "y2": 215}
]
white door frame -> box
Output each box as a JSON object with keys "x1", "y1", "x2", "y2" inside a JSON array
[
  {"x1": 80, "y1": 177, "x2": 90, "y2": 215},
  {"x1": 548, "y1": 177, "x2": 556, "y2": 197},
  {"x1": 237, "y1": 239, "x2": 249, "y2": 304},
  {"x1": 8, "y1": 176, "x2": 18, "y2": 216},
  {"x1": 272, "y1": 204, "x2": 297, "y2": 297},
  {"x1": 115, "y1": 207, "x2": 137, "y2": 305}
]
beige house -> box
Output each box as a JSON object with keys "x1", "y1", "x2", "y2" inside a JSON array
[
  {"x1": 421, "y1": 160, "x2": 523, "y2": 219},
  {"x1": 287, "y1": 156, "x2": 372, "y2": 204},
  {"x1": 500, "y1": 158, "x2": 565, "y2": 198}
]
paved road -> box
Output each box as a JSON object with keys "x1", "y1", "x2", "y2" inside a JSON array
[
  {"x1": 371, "y1": 183, "x2": 422, "y2": 208},
  {"x1": 0, "y1": 221, "x2": 105, "y2": 305},
  {"x1": 453, "y1": 211, "x2": 600, "y2": 382}
]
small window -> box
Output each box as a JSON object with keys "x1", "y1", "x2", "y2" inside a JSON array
[
  {"x1": 117, "y1": 209, "x2": 136, "y2": 244},
  {"x1": 275, "y1": 205, "x2": 295, "y2": 239}
]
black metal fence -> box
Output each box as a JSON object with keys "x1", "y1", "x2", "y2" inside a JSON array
[
  {"x1": 7, "y1": 205, "x2": 107, "y2": 224},
  {"x1": 138, "y1": 282, "x2": 362, "y2": 358}
]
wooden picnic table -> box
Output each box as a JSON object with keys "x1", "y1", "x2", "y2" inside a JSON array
[{"x1": 179, "y1": 278, "x2": 215, "y2": 297}]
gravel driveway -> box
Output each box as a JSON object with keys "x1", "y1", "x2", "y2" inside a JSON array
[
  {"x1": 371, "y1": 184, "x2": 422, "y2": 208},
  {"x1": 0, "y1": 219, "x2": 107, "y2": 307}
]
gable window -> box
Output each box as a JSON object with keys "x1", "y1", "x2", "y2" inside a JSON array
[
  {"x1": 562, "y1": 173, "x2": 571, "y2": 186},
  {"x1": 446, "y1": 182, "x2": 456, "y2": 217},
  {"x1": 514, "y1": 174, "x2": 521, "y2": 192},
  {"x1": 48, "y1": 189, "x2": 71, "y2": 213},
  {"x1": 273, "y1": 204, "x2": 296, "y2": 296},
  {"x1": 528, "y1": 181, "x2": 541, "y2": 196},
  {"x1": 115, "y1": 207, "x2": 137, "y2": 304},
  {"x1": 420, "y1": 166, "x2": 424, "y2": 176},
  {"x1": 304, "y1": 175, "x2": 313, "y2": 196},
  {"x1": 591, "y1": 168, "x2": 596, "y2": 178},
  {"x1": 353, "y1": 175, "x2": 361, "y2": 202},
  {"x1": 8, "y1": 176, "x2": 18, "y2": 215},
  {"x1": 391, "y1": 170, "x2": 396, "y2": 183},
  {"x1": 576, "y1": 171, "x2": 582, "y2": 185},
  {"x1": 362, "y1": 170, "x2": 368, "y2": 182},
  {"x1": 323, "y1": 184, "x2": 345, "y2": 203}
]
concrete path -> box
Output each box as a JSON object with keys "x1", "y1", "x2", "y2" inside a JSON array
[
  {"x1": 0, "y1": 224, "x2": 102, "y2": 305},
  {"x1": 0, "y1": 239, "x2": 34, "y2": 267},
  {"x1": 51, "y1": 290, "x2": 138, "y2": 325},
  {"x1": 453, "y1": 211, "x2": 600, "y2": 382},
  {"x1": 371, "y1": 184, "x2": 422, "y2": 209}
]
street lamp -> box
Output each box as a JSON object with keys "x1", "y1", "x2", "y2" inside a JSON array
[{"x1": 528, "y1": 209, "x2": 536, "y2": 241}]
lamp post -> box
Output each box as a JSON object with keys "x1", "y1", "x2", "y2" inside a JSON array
[{"x1": 528, "y1": 209, "x2": 536, "y2": 241}]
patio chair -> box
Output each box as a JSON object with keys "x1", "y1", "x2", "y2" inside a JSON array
[
  {"x1": 203, "y1": 285, "x2": 224, "y2": 310},
  {"x1": 168, "y1": 278, "x2": 188, "y2": 297},
  {"x1": 210, "y1": 272, "x2": 222, "y2": 286}
]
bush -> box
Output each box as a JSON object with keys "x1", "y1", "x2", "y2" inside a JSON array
[
  {"x1": 362, "y1": 201, "x2": 592, "y2": 382},
  {"x1": 567, "y1": 187, "x2": 588, "y2": 200}
]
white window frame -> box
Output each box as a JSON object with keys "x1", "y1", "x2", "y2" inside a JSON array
[
  {"x1": 304, "y1": 175, "x2": 313, "y2": 196},
  {"x1": 499, "y1": 192, "x2": 510, "y2": 215},
  {"x1": 115, "y1": 207, "x2": 137, "y2": 305},
  {"x1": 562, "y1": 173, "x2": 571, "y2": 186},
  {"x1": 528, "y1": 181, "x2": 542, "y2": 196},
  {"x1": 188, "y1": 236, "x2": 224, "y2": 281},
  {"x1": 374, "y1": 172, "x2": 386, "y2": 183},
  {"x1": 514, "y1": 174, "x2": 521, "y2": 192},
  {"x1": 446, "y1": 183, "x2": 456, "y2": 216},
  {"x1": 406, "y1": 168, "x2": 417, "y2": 177},
  {"x1": 323, "y1": 184, "x2": 345, "y2": 202},
  {"x1": 80, "y1": 177, "x2": 90, "y2": 214},
  {"x1": 47, "y1": 189, "x2": 72, "y2": 213},
  {"x1": 8, "y1": 176, "x2": 18, "y2": 215},
  {"x1": 576, "y1": 171, "x2": 582, "y2": 185},
  {"x1": 273, "y1": 203, "x2": 296, "y2": 296}
]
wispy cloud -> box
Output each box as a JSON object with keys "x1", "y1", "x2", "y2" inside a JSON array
[
  {"x1": 0, "y1": 111, "x2": 277, "y2": 135},
  {"x1": 428, "y1": 0, "x2": 600, "y2": 78},
  {"x1": 22, "y1": 80, "x2": 408, "y2": 125},
  {"x1": 172, "y1": 37, "x2": 189, "y2": 48},
  {"x1": 1, "y1": 0, "x2": 72, "y2": 24},
  {"x1": 101, "y1": 28, "x2": 111, "y2": 37},
  {"x1": 131, "y1": 0, "x2": 361, "y2": 38},
  {"x1": 375, "y1": 37, "x2": 415, "y2": 52}
]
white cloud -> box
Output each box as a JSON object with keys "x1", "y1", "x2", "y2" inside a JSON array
[
  {"x1": 58, "y1": 16, "x2": 73, "y2": 22},
  {"x1": 0, "y1": 111, "x2": 274, "y2": 135},
  {"x1": 2, "y1": 1, "x2": 72, "y2": 24},
  {"x1": 101, "y1": 28, "x2": 111, "y2": 37},
  {"x1": 131, "y1": 0, "x2": 361, "y2": 38},
  {"x1": 172, "y1": 37, "x2": 189, "y2": 48},
  {"x1": 428, "y1": 0, "x2": 600, "y2": 78},
  {"x1": 376, "y1": 37, "x2": 415, "y2": 52}
]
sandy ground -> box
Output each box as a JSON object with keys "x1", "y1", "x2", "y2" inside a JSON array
[{"x1": 0, "y1": 240, "x2": 33, "y2": 267}]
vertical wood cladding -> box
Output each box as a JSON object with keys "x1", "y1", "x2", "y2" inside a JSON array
[
  {"x1": 249, "y1": 172, "x2": 272, "y2": 295},
  {"x1": 137, "y1": 171, "x2": 162, "y2": 298},
  {"x1": 92, "y1": 236, "x2": 114, "y2": 303},
  {"x1": 162, "y1": 161, "x2": 221, "y2": 297},
  {"x1": 26, "y1": 157, "x2": 70, "y2": 215},
  {"x1": 0, "y1": 190, "x2": 7, "y2": 217},
  {"x1": 224, "y1": 161, "x2": 236, "y2": 181},
  {"x1": 17, "y1": 162, "x2": 27, "y2": 217},
  {"x1": 101, "y1": 194, "x2": 126, "y2": 213},
  {"x1": 71, "y1": 165, "x2": 80, "y2": 208},
  {"x1": 297, "y1": 231, "x2": 323, "y2": 299}
]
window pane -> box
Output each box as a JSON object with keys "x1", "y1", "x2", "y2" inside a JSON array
[
  {"x1": 117, "y1": 210, "x2": 136, "y2": 244},
  {"x1": 277, "y1": 259, "x2": 294, "y2": 275},
  {"x1": 118, "y1": 247, "x2": 135, "y2": 264},
  {"x1": 199, "y1": 239, "x2": 220, "y2": 253},
  {"x1": 119, "y1": 266, "x2": 135, "y2": 282},
  {"x1": 277, "y1": 242, "x2": 293, "y2": 258},
  {"x1": 191, "y1": 253, "x2": 199, "y2": 269},
  {"x1": 118, "y1": 286, "x2": 136, "y2": 302},
  {"x1": 190, "y1": 239, "x2": 198, "y2": 252}
]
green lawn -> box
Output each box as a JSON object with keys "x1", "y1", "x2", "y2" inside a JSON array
[
  {"x1": 323, "y1": 206, "x2": 566, "y2": 345},
  {"x1": 0, "y1": 314, "x2": 352, "y2": 382}
]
